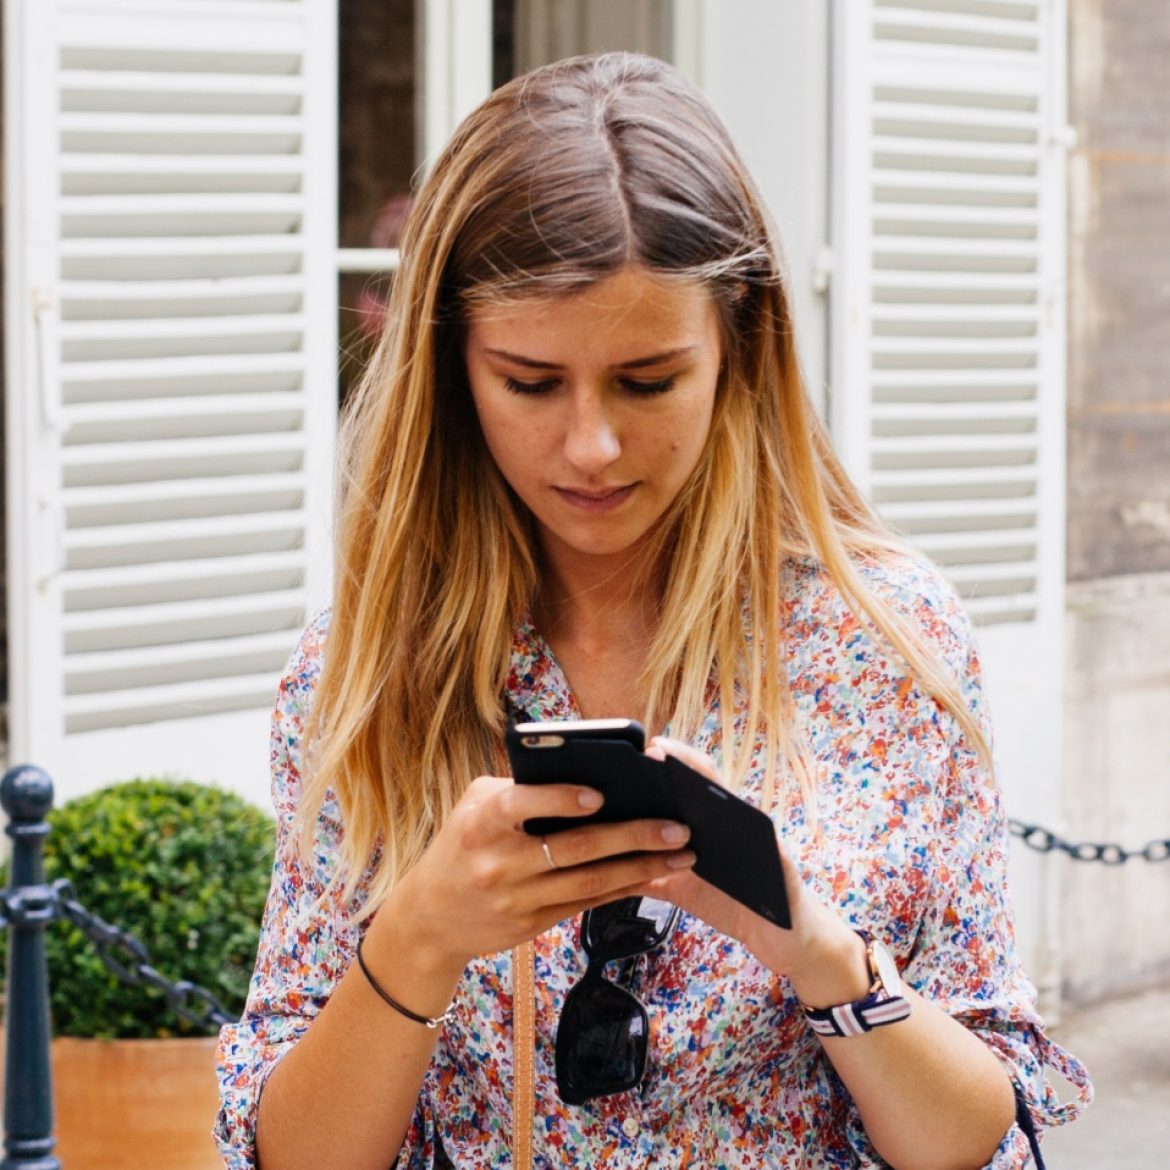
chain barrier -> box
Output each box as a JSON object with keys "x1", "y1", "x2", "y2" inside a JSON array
[
  {"x1": 1, "y1": 878, "x2": 235, "y2": 1032},
  {"x1": 1008, "y1": 820, "x2": 1170, "y2": 865},
  {"x1": 3, "y1": 818, "x2": 1164, "y2": 1039}
]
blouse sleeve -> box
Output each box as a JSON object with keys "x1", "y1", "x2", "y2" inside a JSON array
[
  {"x1": 892, "y1": 597, "x2": 1092, "y2": 1168},
  {"x1": 212, "y1": 613, "x2": 432, "y2": 1169}
]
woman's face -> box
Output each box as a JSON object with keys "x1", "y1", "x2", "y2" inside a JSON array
[{"x1": 464, "y1": 265, "x2": 724, "y2": 572}]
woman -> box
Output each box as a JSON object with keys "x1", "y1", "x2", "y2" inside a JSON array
[{"x1": 215, "y1": 53, "x2": 1089, "y2": 1170}]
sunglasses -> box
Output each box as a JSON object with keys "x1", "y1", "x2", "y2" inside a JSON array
[{"x1": 554, "y1": 896, "x2": 680, "y2": 1105}]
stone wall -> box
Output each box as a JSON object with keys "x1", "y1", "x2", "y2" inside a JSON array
[
  {"x1": 1064, "y1": 0, "x2": 1170, "y2": 1003},
  {"x1": 1068, "y1": 1, "x2": 1170, "y2": 579},
  {"x1": 1064, "y1": 574, "x2": 1170, "y2": 1002}
]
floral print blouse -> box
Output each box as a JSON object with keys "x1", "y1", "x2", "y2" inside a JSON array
[{"x1": 215, "y1": 554, "x2": 1091, "y2": 1168}]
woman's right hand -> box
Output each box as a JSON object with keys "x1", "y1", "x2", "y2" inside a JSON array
[
  {"x1": 366, "y1": 775, "x2": 696, "y2": 986},
  {"x1": 259, "y1": 775, "x2": 690, "y2": 1170}
]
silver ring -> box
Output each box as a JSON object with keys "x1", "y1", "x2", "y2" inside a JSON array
[{"x1": 540, "y1": 837, "x2": 560, "y2": 871}]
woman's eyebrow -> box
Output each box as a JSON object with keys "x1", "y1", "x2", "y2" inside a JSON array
[{"x1": 481, "y1": 345, "x2": 697, "y2": 371}]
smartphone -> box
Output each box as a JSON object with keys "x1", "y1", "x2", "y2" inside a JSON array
[
  {"x1": 506, "y1": 718, "x2": 791, "y2": 928},
  {"x1": 507, "y1": 719, "x2": 655, "y2": 836}
]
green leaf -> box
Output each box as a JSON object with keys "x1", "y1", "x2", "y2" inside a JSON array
[{"x1": 0, "y1": 777, "x2": 275, "y2": 1039}]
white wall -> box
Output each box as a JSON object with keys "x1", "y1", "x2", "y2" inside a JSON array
[{"x1": 696, "y1": 0, "x2": 830, "y2": 414}]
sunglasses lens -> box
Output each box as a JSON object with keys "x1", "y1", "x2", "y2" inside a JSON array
[
  {"x1": 555, "y1": 979, "x2": 649, "y2": 1105},
  {"x1": 582, "y1": 897, "x2": 678, "y2": 960}
]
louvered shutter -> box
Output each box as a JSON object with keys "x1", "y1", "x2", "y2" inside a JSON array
[
  {"x1": 5, "y1": 0, "x2": 337, "y2": 808},
  {"x1": 830, "y1": 1, "x2": 1067, "y2": 991}
]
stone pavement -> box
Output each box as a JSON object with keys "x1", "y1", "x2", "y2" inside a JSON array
[{"x1": 1038, "y1": 982, "x2": 1170, "y2": 1168}]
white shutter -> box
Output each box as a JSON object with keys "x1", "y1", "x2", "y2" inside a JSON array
[
  {"x1": 5, "y1": 0, "x2": 337, "y2": 809},
  {"x1": 830, "y1": 0, "x2": 1068, "y2": 1001}
]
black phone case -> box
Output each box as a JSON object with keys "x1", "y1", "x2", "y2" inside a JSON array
[{"x1": 505, "y1": 729, "x2": 791, "y2": 928}]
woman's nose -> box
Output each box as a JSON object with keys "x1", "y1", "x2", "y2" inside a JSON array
[{"x1": 562, "y1": 391, "x2": 621, "y2": 472}]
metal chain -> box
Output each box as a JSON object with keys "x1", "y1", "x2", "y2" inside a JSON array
[
  {"x1": 4, "y1": 818, "x2": 1165, "y2": 1036},
  {"x1": 1008, "y1": 820, "x2": 1170, "y2": 865},
  {"x1": 0, "y1": 884, "x2": 59, "y2": 927},
  {"x1": 0, "y1": 878, "x2": 236, "y2": 1031}
]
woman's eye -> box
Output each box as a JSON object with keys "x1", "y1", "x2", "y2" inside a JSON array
[
  {"x1": 501, "y1": 374, "x2": 677, "y2": 396},
  {"x1": 504, "y1": 376, "x2": 559, "y2": 396},
  {"x1": 620, "y1": 376, "x2": 676, "y2": 395}
]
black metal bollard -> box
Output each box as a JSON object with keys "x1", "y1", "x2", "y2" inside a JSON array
[{"x1": 1, "y1": 766, "x2": 61, "y2": 1170}]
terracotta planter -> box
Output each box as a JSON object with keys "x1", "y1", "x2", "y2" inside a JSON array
[{"x1": 50, "y1": 1036, "x2": 222, "y2": 1170}]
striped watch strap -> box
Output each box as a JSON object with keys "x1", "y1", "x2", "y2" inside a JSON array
[{"x1": 804, "y1": 990, "x2": 912, "y2": 1038}]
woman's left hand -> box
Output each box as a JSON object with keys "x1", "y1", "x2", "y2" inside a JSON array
[{"x1": 641, "y1": 737, "x2": 869, "y2": 1005}]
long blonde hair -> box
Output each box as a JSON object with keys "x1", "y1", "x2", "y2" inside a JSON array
[{"x1": 302, "y1": 53, "x2": 988, "y2": 907}]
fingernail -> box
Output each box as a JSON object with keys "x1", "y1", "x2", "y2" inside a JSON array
[
  {"x1": 667, "y1": 850, "x2": 696, "y2": 869},
  {"x1": 661, "y1": 822, "x2": 690, "y2": 845},
  {"x1": 578, "y1": 788, "x2": 603, "y2": 809}
]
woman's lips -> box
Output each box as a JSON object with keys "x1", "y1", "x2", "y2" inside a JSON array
[{"x1": 554, "y1": 484, "x2": 636, "y2": 512}]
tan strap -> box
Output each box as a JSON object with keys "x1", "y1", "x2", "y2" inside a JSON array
[{"x1": 512, "y1": 939, "x2": 536, "y2": 1170}]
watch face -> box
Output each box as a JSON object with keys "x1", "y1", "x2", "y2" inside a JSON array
[{"x1": 870, "y1": 939, "x2": 903, "y2": 996}]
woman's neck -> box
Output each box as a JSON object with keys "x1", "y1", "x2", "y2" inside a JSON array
[
  {"x1": 535, "y1": 545, "x2": 661, "y2": 648},
  {"x1": 533, "y1": 545, "x2": 665, "y2": 721}
]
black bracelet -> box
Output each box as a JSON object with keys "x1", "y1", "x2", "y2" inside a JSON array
[{"x1": 355, "y1": 935, "x2": 456, "y2": 1030}]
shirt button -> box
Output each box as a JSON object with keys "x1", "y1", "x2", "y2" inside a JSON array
[{"x1": 621, "y1": 1117, "x2": 640, "y2": 1140}]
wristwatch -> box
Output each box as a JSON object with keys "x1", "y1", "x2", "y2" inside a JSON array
[{"x1": 801, "y1": 930, "x2": 912, "y2": 1038}]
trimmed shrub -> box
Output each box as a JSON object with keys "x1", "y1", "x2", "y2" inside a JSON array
[{"x1": 1, "y1": 778, "x2": 274, "y2": 1039}]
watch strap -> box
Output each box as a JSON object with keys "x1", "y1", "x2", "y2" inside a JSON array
[
  {"x1": 801, "y1": 929, "x2": 911, "y2": 1038},
  {"x1": 804, "y1": 990, "x2": 912, "y2": 1037}
]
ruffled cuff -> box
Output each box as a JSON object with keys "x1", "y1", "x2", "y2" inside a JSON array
[
  {"x1": 983, "y1": 1026, "x2": 1093, "y2": 1132},
  {"x1": 960, "y1": 1026, "x2": 1093, "y2": 1169},
  {"x1": 213, "y1": 1018, "x2": 304, "y2": 1169}
]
